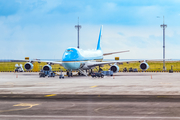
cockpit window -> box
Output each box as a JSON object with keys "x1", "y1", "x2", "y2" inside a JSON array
[{"x1": 66, "y1": 50, "x2": 73, "y2": 52}]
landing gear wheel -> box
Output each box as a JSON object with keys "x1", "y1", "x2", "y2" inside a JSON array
[
  {"x1": 67, "y1": 71, "x2": 71, "y2": 77},
  {"x1": 71, "y1": 72, "x2": 73, "y2": 77},
  {"x1": 67, "y1": 71, "x2": 69, "y2": 75}
]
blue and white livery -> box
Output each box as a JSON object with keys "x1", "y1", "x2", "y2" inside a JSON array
[{"x1": 15, "y1": 26, "x2": 149, "y2": 76}]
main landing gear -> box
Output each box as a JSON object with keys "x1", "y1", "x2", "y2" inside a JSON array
[
  {"x1": 66, "y1": 71, "x2": 73, "y2": 77},
  {"x1": 89, "y1": 69, "x2": 93, "y2": 76}
]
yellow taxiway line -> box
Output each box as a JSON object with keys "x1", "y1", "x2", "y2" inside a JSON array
[
  {"x1": 0, "y1": 103, "x2": 39, "y2": 113},
  {"x1": 90, "y1": 85, "x2": 98, "y2": 88},
  {"x1": 44, "y1": 94, "x2": 57, "y2": 97}
]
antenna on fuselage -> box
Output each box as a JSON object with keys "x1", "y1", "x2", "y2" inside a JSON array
[{"x1": 75, "y1": 17, "x2": 82, "y2": 49}]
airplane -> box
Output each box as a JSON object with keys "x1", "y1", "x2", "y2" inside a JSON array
[{"x1": 12, "y1": 26, "x2": 149, "y2": 76}]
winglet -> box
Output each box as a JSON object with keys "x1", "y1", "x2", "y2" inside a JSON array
[{"x1": 97, "y1": 25, "x2": 103, "y2": 50}]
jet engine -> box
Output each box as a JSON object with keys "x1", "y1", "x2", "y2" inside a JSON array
[
  {"x1": 140, "y1": 62, "x2": 149, "y2": 71},
  {"x1": 110, "y1": 65, "x2": 119, "y2": 73},
  {"x1": 43, "y1": 65, "x2": 52, "y2": 71},
  {"x1": 24, "y1": 62, "x2": 33, "y2": 71}
]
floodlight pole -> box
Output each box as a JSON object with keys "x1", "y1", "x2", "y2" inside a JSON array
[
  {"x1": 75, "y1": 17, "x2": 81, "y2": 49},
  {"x1": 160, "y1": 16, "x2": 167, "y2": 71}
]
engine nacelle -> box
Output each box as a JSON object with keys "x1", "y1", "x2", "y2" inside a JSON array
[
  {"x1": 140, "y1": 62, "x2": 149, "y2": 71},
  {"x1": 24, "y1": 62, "x2": 33, "y2": 71},
  {"x1": 43, "y1": 65, "x2": 52, "y2": 71},
  {"x1": 110, "y1": 65, "x2": 119, "y2": 73}
]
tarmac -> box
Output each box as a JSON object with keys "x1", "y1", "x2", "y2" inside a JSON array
[
  {"x1": 0, "y1": 72, "x2": 180, "y2": 96},
  {"x1": 0, "y1": 72, "x2": 180, "y2": 119}
]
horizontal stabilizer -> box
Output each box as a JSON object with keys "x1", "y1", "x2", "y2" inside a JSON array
[{"x1": 103, "y1": 50, "x2": 130, "y2": 56}]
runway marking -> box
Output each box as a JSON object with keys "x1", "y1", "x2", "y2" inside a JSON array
[
  {"x1": 0, "y1": 103, "x2": 39, "y2": 113},
  {"x1": 90, "y1": 85, "x2": 98, "y2": 88},
  {"x1": 94, "y1": 107, "x2": 103, "y2": 112},
  {"x1": 58, "y1": 103, "x2": 76, "y2": 110},
  {"x1": 94, "y1": 106, "x2": 113, "y2": 114},
  {"x1": 44, "y1": 94, "x2": 57, "y2": 97},
  {"x1": 13, "y1": 103, "x2": 39, "y2": 107}
]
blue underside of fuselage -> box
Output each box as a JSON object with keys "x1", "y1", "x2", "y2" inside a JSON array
[
  {"x1": 62, "y1": 62, "x2": 81, "y2": 70},
  {"x1": 61, "y1": 47, "x2": 103, "y2": 70}
]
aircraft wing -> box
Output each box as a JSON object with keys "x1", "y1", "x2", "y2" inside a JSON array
[
  {"x1": 10, "y1": 60, "x2": 62, "y2": 65},
  {"x1": 87, "y1": 60, "x2": 142, "y2": 67},
  {"x1": 103, "y1": 50, "x2": 130, "y2": 56},
  {"x1": 87, "y1": 58, "x2": 172, "y2": 68}
]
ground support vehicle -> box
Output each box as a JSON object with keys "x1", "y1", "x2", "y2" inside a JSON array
[
  {"x1": 133, "y1": 68, "x2": 138, "y2": 72},
  {"x1": 39, "y1": 71, "x2": 49, "y2": 77},
  {"x1": 169, "y1": 65, "x2": 173, "y2": 73},
  {"x1": 91, "y1": 72, "x2": 104, "y2": 78},
  {"x1": 14, "y1": 67, "x2": 24, "y2": 72},
  {"x1": 48, "y1": 71, "x2": 55, "y2": 77},
  {"x1": 129, "y1": 67, "x2": 133, "y2": 72},
  {"x1": 39, "y1": 72, "x2": 46, "y2": 77},
  {"x1": 101, "y1": 71, "x2": 113, "y2": 76},
  {"x1": 59, "y1": 70, "x2": 64, "y2": 79},
  {"x1": 59, "y1": 74, "x2": 64, "y2": 79},
  {"x1": 123, "y1": 67, "x2": 127, "y2": 72},
  {"x1": 14, "y1": 64, "x2": 24, "y2": 72}
]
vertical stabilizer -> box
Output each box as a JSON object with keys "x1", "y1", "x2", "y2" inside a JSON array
[{"x1": 97, "y1": 25, "x2": 103, "y2": 50}]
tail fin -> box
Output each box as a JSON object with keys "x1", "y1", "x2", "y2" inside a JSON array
[{"x1": 96, "y1": 25, "x2": 103, "y2": 50}]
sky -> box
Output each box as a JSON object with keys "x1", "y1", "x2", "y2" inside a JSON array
[{"x1": 0, "y1": 0, "x2": 180, "y2": 60}]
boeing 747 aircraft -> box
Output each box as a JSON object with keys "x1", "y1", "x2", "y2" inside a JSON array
[{"x1": 12, "y1": 26, "x2": 149, "y2": 76}]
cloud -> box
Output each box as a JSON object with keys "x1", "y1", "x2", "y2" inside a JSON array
[
  {"x1": 101, "y1": 25, "x2": 180, "y2": 59},
  {"x1": 0, "y1": 0, "x2": 180, "y2": 60}
]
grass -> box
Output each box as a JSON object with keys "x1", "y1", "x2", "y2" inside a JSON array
[
  {"x1": 0, "y1": 62, "x2": 66, "y2": 72},
  {"x1": 0, "y1": 61, "x2": 180, "y2": 72}
]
